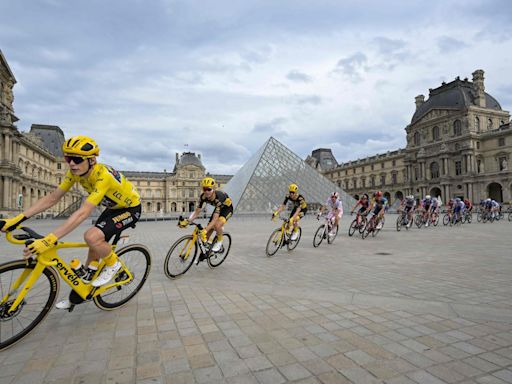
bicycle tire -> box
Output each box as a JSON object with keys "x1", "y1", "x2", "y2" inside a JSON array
[
  {"x1": 359, "y1": 216, "x2": 367, "y2": 234},
  {"x1": 432, "y1": 215, "x2": 439, "y2": 226},
  {"x1": 415, "y1": 214, "x2": 423, "y2": 228},
  {"x1": 94, "y1": 244, "x2": 151, "y2": 310},
  {"x1": 508, "y1": 212, "x2": 511, "y2": 222},
  {"x1": 477, "y1": 212, "x2": 483, "y2": 222},
  {"x1": 461, "y1": 214, "x2": 466, "y2": 224},
  {"x1": 207, "y1": 233, "x2": 232, "y2": 268},
  {"x1": 348, "y1": 220, "x2": 358, "y2": 237},
  {"x1": 287, "y1": 227, "x2": 302, "y2": 251},
  {"x1": 396, "y1": 216, "x2": 402, "y2": 232},
  {"x1": 313, "y1": 225, "x2": 325, "y2": 247},
  {"x1": 164, "y1": 235, "x2": 197, "y2": 278},
  {"x1": 266, "y1": 229, "x2": 283, "y2": 257},
  {"x1": 0, "y1": 260, "x2": 59, "y2": 351},
  {"x1": 443, "y1": 214, "x2": 449, "y2": 226},
  {"x1": 327, "y1": 225, "x2": 339, "y2": 244}
]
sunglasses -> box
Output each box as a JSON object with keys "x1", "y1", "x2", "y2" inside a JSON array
[
  {"x1": 64, "y1": 155, "x2": 87, "y2": 164},
  {"x1": 203, "y1": 188, "x2": 213, "y2": 192}
]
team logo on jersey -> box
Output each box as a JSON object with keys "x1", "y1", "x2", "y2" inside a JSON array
[{"x1": 106, "y1": 165, "x2": 122, "y2": 183}]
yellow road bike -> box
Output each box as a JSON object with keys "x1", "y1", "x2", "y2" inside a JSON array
[
  {"x1": 0, "y1": 225, "x2": 151, "y2": 351},
  {"x1": 265, "y1": 215, "x2": 302, "y2": 257},
  {"x1": 164, "y1": 219, "x2": 232, "y2": 278}
]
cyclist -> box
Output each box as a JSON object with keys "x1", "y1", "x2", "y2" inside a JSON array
[
  {"x1": 453, "y1": 197, "x2": 465, "y2": 223},
  {"x1": 421, "y1": 195, "x2": 432, "y2": 226},
  {"x1": 399, "y1": 195, "x2": 416, "y2": 227},
  {"x1": 318, "y1": 192, "x2": 343, "y2": 236},
  {"x1": 0, "y1": 136, "x2": 142, "y2": 309},
  {"x1": 350, "y1": 193, "x2": 370, "y2": 228},
  {"x1": 484, "y1": 198, "x2": 493, "y2": 216},
  {"x1": 369, "y1": 191, "x2": 387, "y2": 229},
  {"x1": 274, "y1": 184, "x2": 307, "y2": 241},
  {"x1": 463, "y1": 197, "x2": 473, "y2": 213},
  {"x1": 185, "y1": 177, "x2": 233, "y2": 254},
  {"x1": 491, "y1": 199, "x2": 500, "y2": 219},
  {"x1": 429, "y1": 196, "x2": 440, "y2": 224}
]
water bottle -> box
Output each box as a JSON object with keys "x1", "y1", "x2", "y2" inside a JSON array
[{"x1": 70, "y1": 259, "x2": 87, "y2": 279}]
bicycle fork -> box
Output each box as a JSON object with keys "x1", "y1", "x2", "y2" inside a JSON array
[{"x1": 1, "y1": 262, "x2": 46, "y2": 313}]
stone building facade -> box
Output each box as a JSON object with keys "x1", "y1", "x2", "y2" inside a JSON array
[{"x1": 317, "y1": 70, "x2": 511, "y2": 205}]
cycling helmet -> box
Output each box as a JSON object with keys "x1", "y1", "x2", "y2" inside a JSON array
[
  {"x1": 289, "y1": 183, "x2": 298, "y2": 193},
  {"x1": 426, "y1": 195, "x2": 431, "y2": 199},
  {"x1": 455, "y1": 198, "x2": 461, "y2": 203},
  {"x1": 375, "y1": 191, "x2": 383, "y2": 198},
  {"x1": 408, "y1": 195, "x2": 414, "y2": 200},
  {"x1": 201, "y1": 177, "x2": 216, "y2": 188},
  {"x1": 362, "y1": 193, "x2": 369, "y2": 199},
  {"x1": 62, "y1": 136, "x2": 99, "y2": 157},
  {"x1": 331, "y1": 192, "x2": 339, "y2": 198},
  {"x1": 486, "y1": 198, "x2": 491, "y2": 202}
]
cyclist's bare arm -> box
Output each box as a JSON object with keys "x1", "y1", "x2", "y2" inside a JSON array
[
  {"x1": 188, "y1": 207, "x2": 203, "y2": 222},
  {"x1": 22, "y1": 188, "x2": 66, "y2": 219}
]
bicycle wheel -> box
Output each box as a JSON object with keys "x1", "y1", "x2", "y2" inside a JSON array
[
  {"x1": 164, "y1": 235, "x2": 197, "y2": 279},
  {"x1": 287, "y1": 227, "x2": 302, "y2": 251},
  {"x1": 396, "y1": 216, "x2": 402, "y2": 232},
  {"x1": 443, "y1": 214, "x2": 449, "y2": 226},
  {"x1": 467, "y1": 212, "x2": 473, "y2": 223},
  {"x1": 348, "y1": 220, "x2": 358, "y2": 237},
  {"x1": 359, "y1": 216, "x2": 367, "y2": 233},
  {"x1": 266, "y1": 229, "x2": 283, "y2": 257},
  {"x1": 461, "y1": 214, "x2": 466, "y2": 224},
  {"x1": 94, "y1": 244, "x2": 151, "y2": 310},
  {"x1": 207, "y1": 233, "x2": 232, "y2": 268},
  {"x1": 0, "y1": 260, "x2": 59, "y2": 351},
  {"x1": 432, "y1": 214, "x2": 439, "y2": 226},
  {"x1": 313, "y1": 225, "x2": 325, "y2": 247},
  {"x1": 508, "y1": 212, "x2": 511, "y2": 221},
  {"x1": 477, "y1": 212, "x2": 483, "y2": 222},
  {"x1": 327, "y1": 225, "x2": 338, "y2": 244},
  {"x1": 361, "y1": 220, "x2": 372, "y2": 239},
  {"x1": 415, "y1": 214, "x2": 423, "y2": 228}
]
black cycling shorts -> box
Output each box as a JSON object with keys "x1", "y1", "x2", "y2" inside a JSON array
[
  {"x1": 289, "y1": 209, "x2": 307, "y2": 219},
  {"x1": 95, "y1": 205, "x2": 141, "y2": 242},
  {"x1": 209, "y1": 205, "x2": 233, "y2": 223}
]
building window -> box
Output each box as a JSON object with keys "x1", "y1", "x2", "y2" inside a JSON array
[
  {"x1": 476, "y1": 141, "x2": 480, "y2": 149},
  {"x1": 414, "y1": 166, "x2": 419, "y2": 181},
  {"x1": 371, "y1": 176, "x2": 375, "y2": 188},
  {"x1": 433, "y1": 126, "x2": 440, "y2": 140},
  {"x1": 498, "y1": 137, "x2": 505, "y2": 147},
  {"x1": 371, "y1": 164, "x2": 374, "y2": 171},
  {"x1": 57, "y1": 163, "x2": 61, "y2": 170},
  {"x1": 500, "y1": 120, "x2": 505, "y2": 126},
  {"x1": 147, "y1": 181, "x2": 150, "y2": 186},
  {"x1": 391, "y1": 173, "x2": 397, "y2": 184},
  {"x1": 414, "y1": 131, "x2": 420, "y2": 145},
  {"x1": 475, "y1": 116, "x2": 480, "y2": 133},
  {"x1": 487, "y1": 118, "x2": 493, "y2": 130},
  {"x1": 453, "y1": 120, "x2": 462, "y2": 136},
  {"x1": 455, "y1": 160, "x2": 462, "y2": 175},
  {"x1": 381, "y1": 163, "x2": 384, "y2": 169},
  {"x1": 380, "y1": 175, "x2": 386, "y2": 186},
  {"x1": 392, "y1": 160, "x2": 396, "y2": 166},
  {"x1": 362, "y1": 178, "x2": 366, "y2": 188},
  {"x1": 430, "y1": 162, "x2": 440, "y2": 179},
  {"x1": 477, "y1": 159, "x2": 482, "y2": 173}
]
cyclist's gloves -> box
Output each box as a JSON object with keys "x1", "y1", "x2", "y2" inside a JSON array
[
  {"x1": 26, "y1": 233, "x2": 58, "y2": 256},
  {"x1": 272, "y1": 211, "x2": 278, "y2": 220},
  {"x1": 178, "y1": 218, "x2": 189, "y2": 228},
  {"x1": 1, "y1": 213, "x2": 28, "y2": 232}
]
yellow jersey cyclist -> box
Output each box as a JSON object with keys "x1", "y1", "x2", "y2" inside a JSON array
[
  {"x1": 273, "y1": 183, "x2": 307, "y2": 241},
  {"x1": 0, "y1": 135, "x2": 141, "y2": 309},
  {"x1": 183, "y1": 177, "x2": 233, "y2": 255},
  {"x1": 367, "y1": 191, "x2": 387, "y2": 230}
]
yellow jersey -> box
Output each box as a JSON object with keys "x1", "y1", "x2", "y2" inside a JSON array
[{"x1": 59, "y1": 163, "x2": 140, "y2": 209}]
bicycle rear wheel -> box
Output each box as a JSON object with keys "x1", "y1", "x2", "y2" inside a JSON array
[
  {"x1": 443, "y1": 214, "x2": 449, "y2": 226},
  {"x1": 287, "y1": 227, "x2": 302, "y2": 251},
  {"x1": 207, "y1": 233, "x2": 232, "y2": 268},
  {"x1": 396, "y1": 216, "x2": 402, "y2": 232},
  {"x1": 359, "y1": 216, "x2": 367, "y2": 233},
  {"x1": 327, "y1": 225, "x2": 339, "y2": 244},
  {"x1": 266, "y1": 229, "x2": 283, "y2": 257},
  {"x1": 94, "y1": 244, "x2": 151, "y2": 310},
  {"x1": 0, "y1": 260, "x2": 59, "y2": 351},
  {"x1": 313, "y1": 225, "x2": 325, "y2": 247},
  {"x1": 164, "y1": 235, "x2": 197, "y2": 278},
  {"x1": 348, "y1": 220, "x2": 358, "y2": 236}
]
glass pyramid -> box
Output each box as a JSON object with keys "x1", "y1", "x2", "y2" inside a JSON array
[{"x1": 224, "y1": 137, "x2": 356, "y2": 214}]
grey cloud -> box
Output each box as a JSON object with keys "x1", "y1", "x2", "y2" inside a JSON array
[
  {"x1": 333, "y1": 52, "x2": 368, "y2": 82},
  {"x1": 286, "y1": 70, "x2": 312, "y2": 83},
  {"x1": 372, "y1": 37, "x2": 406, "y2": 55},
  {"x1": 251, "y1": 118, "x2": 288, "y2": 135},
  {"x1": 294, "y1": 95, "x2": 322, "y2": 105},
  {"x1": 437, "y1": 36, "x2": 469, "y2": 53}
]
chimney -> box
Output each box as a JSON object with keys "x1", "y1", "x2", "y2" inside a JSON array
[
  {"x1": 175, "y1": 153, "x2": 179, "y2": 165},
  {"x1": 472, "y1": 69, "x2": 486, "y2": 107},
  {"x1": 415, "y1": 95, "x2": 425, "y2": 110},
  {"x1": 198, "y1": 154, "x2": 201, "y2": 159}
]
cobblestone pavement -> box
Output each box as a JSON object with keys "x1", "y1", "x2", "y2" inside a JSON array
[{"x1": 0, "y1": 215, "x2": 511, "y2": 384}]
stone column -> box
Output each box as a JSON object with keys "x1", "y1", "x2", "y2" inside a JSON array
[{"x1": 3, "y1": 177, "x2": 10, "y2": 208}]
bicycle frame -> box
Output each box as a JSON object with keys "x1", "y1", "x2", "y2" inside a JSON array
[
  {"x1": 1, "y1": 229, "x2": 133, "y2": 313},
  {"x1": 177, "y1": 224, "x2": 211, "y2": 264}
]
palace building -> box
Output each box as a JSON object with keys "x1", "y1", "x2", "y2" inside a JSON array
[{"x1": 310, "y1": 70, "x2": 511, "y2": 205}]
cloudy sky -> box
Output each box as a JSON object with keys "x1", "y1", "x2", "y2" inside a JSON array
[{"x1": 1, "y1": 0, "x2": 511, "y2": 174}]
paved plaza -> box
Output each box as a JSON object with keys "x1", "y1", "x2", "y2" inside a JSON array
[{"x1": 0, "y1": 215, "x2": 511, "y2": 384}]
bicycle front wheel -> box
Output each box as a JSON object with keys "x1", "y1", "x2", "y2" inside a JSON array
[
  {"x1": 266, "y1": 229, "x2": 283, "y2": 257},
  {"x1": 287, "y1": 227, "x2": 302, "y2": 251},
  {"x1": 313, "y1": 225, "x2": 325, "y2": 247},
  {"x1": 207, "y1": 233, "x2": 232, "y2": 268},
  {"x1": 94, "y1": 244, "x2": 151, "y2": 310},
  {"x1": 164, "y1": 235, "x2": 197, "y2": 278},
  {"x1": 396, "y1": 216, "x2": 402, "y2": 232},
  {"x1": 0, "y1": 260, "x2": 59, "y2": 351},
  {"x1": 348, "y1": 220, "x2": 358, "y2": 237}
]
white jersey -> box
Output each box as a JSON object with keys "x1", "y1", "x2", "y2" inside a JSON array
[{"x1": 326, "y1": 198, "x2": 342, "y2": 212}]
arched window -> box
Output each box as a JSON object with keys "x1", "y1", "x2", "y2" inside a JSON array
[
  {"x1": 487, "y1": 118, "x2": 493, "y2": 130},
  {"x1": 453, "y1": 120, "x2": 462, "y2": 136},
  {"x1": 432, "y1": 126, "x2": 440, "y2": 140},
  {"x1": 430, "y1": 162, "x2": 440, "y2": 179},
  {"x1": 475, "y1": 116, "x2": 480, "y2": 133},
  {"x1": 414, "y1": 131, "x2": 420, "y2": 146}
]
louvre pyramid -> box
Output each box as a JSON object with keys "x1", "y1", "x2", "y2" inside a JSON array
[{"x1": 224, "y1": 137, "x2": 355, "y2": 214}]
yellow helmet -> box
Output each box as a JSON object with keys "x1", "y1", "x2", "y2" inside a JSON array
[
  {"x1": 201, "y1": 177, "x2": 216, "y2": 188},
  {"x1": 62, "y1": 136, "x2": 99, "y2": 157},
  {"x1": 288, "y1": 183, "x2": 298, "y2": 193}
]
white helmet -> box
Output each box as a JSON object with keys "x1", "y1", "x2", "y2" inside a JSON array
[
  {"x1": 426, "y1": 195, "x2": 431, "y2": 199},
  {"x1": 407, "y1": 195, "x2": 414, "y2": 199}
]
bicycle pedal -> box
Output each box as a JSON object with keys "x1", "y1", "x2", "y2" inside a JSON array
[{"x1": 67, "y1": 305, "x2": 75, "y2": 313}]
